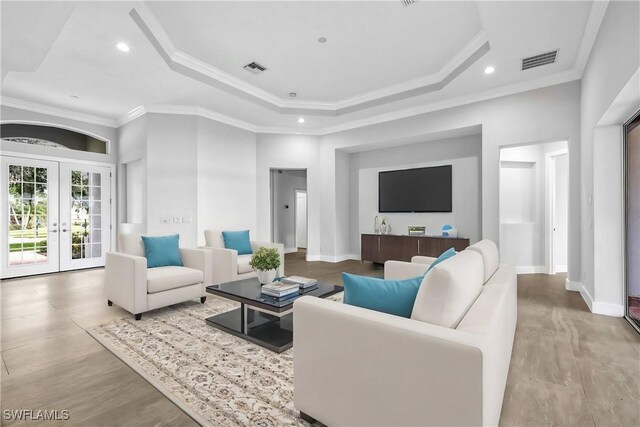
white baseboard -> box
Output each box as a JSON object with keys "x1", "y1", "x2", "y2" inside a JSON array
[
  {"x1": 565, "y1": 278, "x2": 583, "y2": 292},
  {"x1": 305, "y1": 254, "x2": 360, "y2": 263},
  {"x1": 565, "y1": 279, "x2": 624, "y2": 317},
  {"x1": 565, "y1": 279, "x2": 593, "y2": 310},
  {"x1": 515, "y1": 266, "x2": 546, "y2": 274},
  {"x1": 592, "y1": 301, "x2": 625, "y2": 317},
  {"x1": 555, "y1": 265, "x2": 568, "y2": 273},
  {"x1": 284, "y1": 248, "x2": 298, "y2": 254}
]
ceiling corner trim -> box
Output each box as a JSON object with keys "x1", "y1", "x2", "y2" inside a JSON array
[
  {"x1": 0, "y1": 96, "x2": 118, "y2": 128},
  {"x1": 130, "y1": 6, "x2": 285, "y2": 109},
  {"x1": 130, "y1": 6, "x2": 490, "y2": 115},
  {"x1": 328, "y1": 31, "x2": 490, "y2": 111},
  {"x1": 117, "y1": 104, "x2": 259, "y2": 133},
  {"x1": 574, "y1": 0, "x2": 609, "y2": 75}
]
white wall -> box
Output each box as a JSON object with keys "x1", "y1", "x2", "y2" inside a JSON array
[
  {"x1": 580, "y1": 0, "x2": 639, "y2": 315},
  {"x1": 314, "y1": 81, "x2": 581, "y2": 276},
  {"x1": 117, "y1": 115, "x2": 147, "y2": 231},
  {"x1": 125, "y1": 159, "x2": 144, "y2": 224},
  {"x1": 145, "y1": 114, "x2": 198, "y2": 247},
  {"x1": 196, "y1": 117, "x2": 257, "y2": 245},
  {"x1": 256, "y1": 134, "x2": 322, "y2": 258},
  {"x1": 116, "y1": 113, "x2": 257, "y2": 248},
  {"x1": 349, "y1": 134, "x2": 481, "y2": 256},
  {"x1": 271, "y1": 169, "x2": 307, "y2": 251}
]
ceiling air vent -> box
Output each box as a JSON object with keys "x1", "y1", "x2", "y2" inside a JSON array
[
  {"x1": 402, "y1": 0, "x2": 416, "y2": 6},
  {"x1": 522, "y1": 50, "x2": 558, "y2": 70},
  {"x1": 243, "y1": 62, "x2": 267, "y2": 74}
]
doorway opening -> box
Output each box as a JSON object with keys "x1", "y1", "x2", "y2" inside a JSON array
[
  {"x1": 270, "y1": 169, "x2": 307, "y2": 255},
  {"x1": 499, "y1": 141, "x2": 568, "y2": 275},
  {"x1": 1, "y1": 156, "x2": 112, "y2": 279}
]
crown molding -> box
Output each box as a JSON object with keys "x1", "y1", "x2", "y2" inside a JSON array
[
  {"x1": 6, "y1": 66, "x2": 582, "y2": 139},
  {"x1": 130, "y1": 5, "x2": 490, "y2": 115},
  {"x1": 575, "y1": 0, "x2": 609, "y2": 75},
  {"x1": 116, "y1": 67, "x2": 580, "y2": 135},
  {"x1": 319, "y1": 68, "x2": 582, "y2": 135},
  {"x1": 0, "y1": 96, "x2": 118, "y2": 127}
]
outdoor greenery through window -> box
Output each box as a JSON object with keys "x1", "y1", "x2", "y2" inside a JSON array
[
  {"x1": 8, "y1": 165, "x2": 49, "y2": 265},
  {"x1": 71, "y1": 170, "x2": 103, "y2": 259}
]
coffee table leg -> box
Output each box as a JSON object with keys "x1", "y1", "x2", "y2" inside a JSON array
[{"x1": 240, "y1": 303, "x2": 247, "y2": 334}]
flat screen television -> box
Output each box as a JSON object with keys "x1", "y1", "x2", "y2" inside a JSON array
[{"x1": 379, "y1": 165, "x2": 452, "y2": 212}]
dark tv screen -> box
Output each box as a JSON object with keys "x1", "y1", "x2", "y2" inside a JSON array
[{"x1": 379, "y1": 165, "x2": 452, "y2": 213}]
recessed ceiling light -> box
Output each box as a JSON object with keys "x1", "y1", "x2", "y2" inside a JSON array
[
  {"x1": 289, "y1": 92, "x2": 297, "y2": 97},
  {"x1": 116, "y1": 42, "x2": 130, "y2": 52},
  {"x1": 298, "y1": 117, "x2": 305, "y2": 123},
  {"x1": 484, "y1": 66, "x2": 495, "y2": 74},
  {"x1": 318, "y1": 37, "x2": 327, "y2": 44}
]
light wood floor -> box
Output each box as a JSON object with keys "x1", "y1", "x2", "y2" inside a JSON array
[{"x1": 1, "y1": 252, "x2": 638, "y2": 426}]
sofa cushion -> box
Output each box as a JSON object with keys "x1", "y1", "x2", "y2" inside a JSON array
[
  {"x1": 222, "y1": 230, "x2": 253, "y2": 255},
  {"x1": 147, "y1": 266, "x2": 203, "y2": 294},
  {"x1": 427, "y1": 247, "x2": 457, "y2": 272},
  {"x1": 411, "y1": 250, "x2": 484, "y2": 328},
  {"x1": 466, "y1": 239, "x2": 500, "y2": 283},
  {"x1": 141, "y1": 235, "x2": 183, "y2": 268},
  {"x1": 342, "y1": 272, "x2": 422, "y2": 318},
  {"x1": 119, "y1": 233, "x2": 145, "y2": 257},
  {"x1": 237, "y1": 254, "x2": 254, "y2": 274}
]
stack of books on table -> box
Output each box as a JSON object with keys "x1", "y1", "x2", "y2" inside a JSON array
[
  {"x1": 261, "y1": 282, "x2": 300, "y2": 300},
  {"x1": 282, "y1": 276, "x2": 318, "y2": 290}
]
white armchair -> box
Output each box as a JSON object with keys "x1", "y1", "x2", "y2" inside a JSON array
[
  {"x1": 105, "y1": 234, "x2": 213, "y2": 320},
  {"x1": 202, "y1": 230, "x2": 285, "y2": 285}
]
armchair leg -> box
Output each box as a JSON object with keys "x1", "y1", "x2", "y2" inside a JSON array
[
  {"x1": 135, "y1": 313, "x2": 142, "y2": 321},
  {"x1": 299, "y1": 412, "x2": 316, "y2": 424},
  {"x1": 107, "y1": 300, "x2": 113, "y2": 307},
  {"x1": 200, "y1": 296, "x2": 207, "y2": 304}
]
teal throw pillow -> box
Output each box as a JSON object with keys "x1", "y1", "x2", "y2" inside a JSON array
[
  {"x1": 141, "y1": 234, "x2": 183, "y2": 268},
  {"x1": 222, "y1": 230, "x2": 253, "y2": 255},
  {"x1": 342, "y1": 272, "x2": 423, "y2": 318},
  {"x1": 427, "y1": 247, "x2": 457, "y2": 272}
]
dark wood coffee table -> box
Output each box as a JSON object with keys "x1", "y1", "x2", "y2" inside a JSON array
[{"x1": 205, "y1": 278, "x2": 342, "y2": 353}]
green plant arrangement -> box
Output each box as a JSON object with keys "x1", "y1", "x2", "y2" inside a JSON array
[{"x1": 249, "y1": 247, "x2": 281, "y2": 271}]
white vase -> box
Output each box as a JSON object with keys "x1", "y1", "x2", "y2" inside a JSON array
[{"x1": 257, "y1": 269, "x2": 277, "y2": 285}]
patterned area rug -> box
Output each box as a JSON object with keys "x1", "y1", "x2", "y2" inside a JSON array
[{"x1": 89, "y1": 294, "x2": 341, "y2": 427}]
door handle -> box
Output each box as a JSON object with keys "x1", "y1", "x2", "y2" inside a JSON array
[
  {"x1": 62, "y1": 228, "x2": 69, "y2": 233},
  {"x1": 51, "y1": 229, "x2": 58, "y2": 233}
]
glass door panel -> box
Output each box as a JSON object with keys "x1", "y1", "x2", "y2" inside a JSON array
[
  {"x1": 626, "y1": 112, "x2": 640, "y2": 331},
  {"x1": 1, "y1": 157, "x2": 59, "y2": 278},
  {"x1": 59, "y1": 164, "x2": 111, "y2": 271}
]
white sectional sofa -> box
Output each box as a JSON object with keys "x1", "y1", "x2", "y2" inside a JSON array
[{"x1": 293, "y1": 240, "x2": 517, "y2": 426}]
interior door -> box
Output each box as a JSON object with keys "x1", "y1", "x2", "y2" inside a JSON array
[
  {"x1": 59, "y1": 163, "x2": 111, "y2": 271},
  {"x1": 1, "y1": 156, "x2": 60, "y2": 279}
]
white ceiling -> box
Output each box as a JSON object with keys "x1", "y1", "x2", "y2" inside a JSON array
[
  {"x1": 147, "y1": 1, "x2": 483, "y2": 102},
  {"x1": 0, "y1": 1, "x2": 601, "y2": 133}
]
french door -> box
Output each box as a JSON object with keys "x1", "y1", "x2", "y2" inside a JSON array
[{"x1": 1, "y1": 156, "x2": 111, "y2": 279}]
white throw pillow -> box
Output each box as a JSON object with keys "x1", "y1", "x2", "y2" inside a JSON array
[{"x1": 411, "y1": 250, "x2": 484, "y2": 328}]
